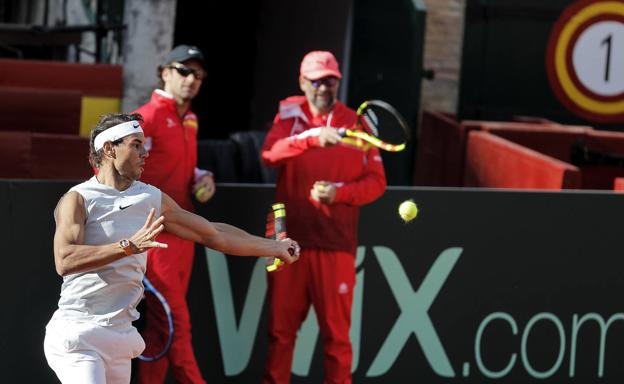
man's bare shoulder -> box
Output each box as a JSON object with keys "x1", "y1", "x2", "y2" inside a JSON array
[{"x1": 54, "y1": 191, "x2": 85, "y2": 221}]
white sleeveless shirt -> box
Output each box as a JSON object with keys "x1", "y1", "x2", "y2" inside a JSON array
[{"x1": 51, "y1": 176, "x2": 161, "y2": 327}]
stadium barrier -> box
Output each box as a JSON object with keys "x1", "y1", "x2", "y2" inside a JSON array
[
  {"x1": 464, "y1": 131, "x2": 581, "y2": 189},
  {"x1": 4, "y1": 181, "x2": 624, "y2": 382},
  {"x1": 416, "y1": 111, "x2": 624, "y2": 190}
]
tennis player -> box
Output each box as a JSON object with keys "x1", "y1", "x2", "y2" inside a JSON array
[{"x1": 43, "y1": 112, "x2": 300, "y2": 384}]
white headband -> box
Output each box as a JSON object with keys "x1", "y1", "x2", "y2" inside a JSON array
[{"x1": 94, "y1": 120, "x2": 144, "y2": 151}]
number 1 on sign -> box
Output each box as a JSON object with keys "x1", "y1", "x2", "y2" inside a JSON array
[{"x1": 601, "y1": 33, "x2": 612, "y2": 82}]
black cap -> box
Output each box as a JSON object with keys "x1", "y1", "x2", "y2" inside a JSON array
[{"x1": 164, "y1": 45, "x2": 205, "y2": 68}]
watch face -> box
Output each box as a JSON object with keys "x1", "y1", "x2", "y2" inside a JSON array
[{"x1": 120, "y1": 239, "x2": 130, "y2": 248}]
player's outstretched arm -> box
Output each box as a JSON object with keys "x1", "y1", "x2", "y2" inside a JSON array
[
  {"x1": 53, "y1": 192, "x2": 167, "y2": 276},
  {"x1": 161, "y1": 193, "x2": 300, "y2": 263}
]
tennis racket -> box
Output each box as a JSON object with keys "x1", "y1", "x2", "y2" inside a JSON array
[
  {"x1": 338, "y1": 99, "x2": 410, "y2": 152},
  {"x1": 266, "y1": 203, "x2": 287, "y2": 272},
  {"x1": 137, "y1": 276, "x2": 174, "y2": 362}
]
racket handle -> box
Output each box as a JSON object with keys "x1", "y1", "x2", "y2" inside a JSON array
[{"x1": 266, "y1": 203, "x2": 287, "y2": 272}]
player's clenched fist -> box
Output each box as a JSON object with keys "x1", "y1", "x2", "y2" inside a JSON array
[{"x1": 277, "y1": 238, "x2": 300, "y2": 264}]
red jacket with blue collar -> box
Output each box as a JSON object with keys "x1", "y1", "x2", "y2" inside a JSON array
[{"x1": 262, "y1": 96, "x2": 386, "y2": 254}]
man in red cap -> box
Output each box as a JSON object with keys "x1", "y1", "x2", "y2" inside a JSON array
[
  {"x1": 134, "y1": 44, "x2": 215, "y2": 384},
  {"x1": 261, "y1": 50, "x2": 387, "y2": 383}
]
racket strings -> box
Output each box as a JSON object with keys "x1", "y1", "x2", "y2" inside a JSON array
[
  {"x1": 138, "y1": 277, "x2": 174, "y2": 362},
  {"x1": 367, "y1": 107, "x2": 405, "y2": 144},
  {"x1": 363, "y1": 109, "x2": 379, "y2": 137}
]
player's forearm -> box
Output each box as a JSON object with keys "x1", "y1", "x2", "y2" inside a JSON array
[
  {"x1": 163, "y1": 208, "x2": 280, "y2": 256},
  {"x1": 204, "y1": 222, "x2": 282, "y2": 257},
  {"x1": 54, "y1": 243, "x2": 126, "y2": 276}
]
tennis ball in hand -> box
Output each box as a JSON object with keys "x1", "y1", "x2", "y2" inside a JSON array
[
  {"x1": 398, "y1": 200, "x2": 418, "y2": 222},
  {"x1": 314, "y1": 181, "x2": 330, "y2": 192},
  {"x1": 195, "y1": 186, "x2": 211, "y2": 203}
]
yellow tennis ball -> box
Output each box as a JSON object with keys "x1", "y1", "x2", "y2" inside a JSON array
[
  {"x1": 195, "y1": 186, "x2": 210, "y2": 203},
  {"x1": 398, "y1": 200, "x2": 418, "y2": 222}
]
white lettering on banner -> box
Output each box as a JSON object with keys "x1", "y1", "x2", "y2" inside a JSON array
[
  {"x1": 475, "y1": 311, "x2": 624, "y2": 379},
  {"x1": 204, "y1": 246, "x2": 624, "y2": 380},
  {"x1": 367, "y1": 246, "x2": 462, "y2": 377},
  {"x1": 204, "y1": 246, "x2": 462, "y2": 377},
  {"x1": 205, "y1": 250, "x2": 266, "y2": 375}
]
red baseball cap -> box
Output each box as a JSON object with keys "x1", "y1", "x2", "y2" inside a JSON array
[{"x1": 300, "y1": 51, "x2": 342, "y2": 80}]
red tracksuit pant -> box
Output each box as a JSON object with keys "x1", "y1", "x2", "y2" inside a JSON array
[
  {"x1": 137, "y1": 233, "x2": 206, "y2": 384},
  {"x1": 263, "y1": 249, "x2": 355, "y2": 384}
]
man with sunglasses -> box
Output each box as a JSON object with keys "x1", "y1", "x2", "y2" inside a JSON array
[
  {"x1": 133, "y1": 45, "x2": 214, "y2": 384},
  {"x1": 261, "y1": 51, "x2": 387, "y2": 383}
]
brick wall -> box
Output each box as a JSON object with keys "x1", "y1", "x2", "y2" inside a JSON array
[{"x1": 421, "y1": 0, "x2": 465, "y2": 115}]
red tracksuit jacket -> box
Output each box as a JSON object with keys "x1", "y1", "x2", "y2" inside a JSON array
[
  {"x1": 262, "y1": 96, "x2": 386, "y2": 254},
  {"x1": 135, "y1": 90, "x2": 198, "y2": 211}
]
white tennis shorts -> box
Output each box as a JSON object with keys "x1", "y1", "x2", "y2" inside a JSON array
[{"x1": 44, "y1": 318, "x2": 145, "y2": 384}]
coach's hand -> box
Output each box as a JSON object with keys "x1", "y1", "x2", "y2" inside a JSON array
[
  {"x1": 310, "y1": 181, "x2": 336, "y2": 204},
  {"x1": 318, "y1": 127, "x2": 342, "y2": 147},
  {"x1": 192, "y1": 174, "x2": 215, "y2": 203}
]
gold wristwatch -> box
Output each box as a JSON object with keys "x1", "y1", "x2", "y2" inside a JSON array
[{"x1": 119, "y1": 239, "x2": 133, "y2": 256}]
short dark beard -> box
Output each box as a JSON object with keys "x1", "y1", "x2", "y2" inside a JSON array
[{"x1": 312, "y1": 94, "x2": 336, "y2": 114}]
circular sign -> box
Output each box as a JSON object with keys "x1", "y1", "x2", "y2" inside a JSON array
[{"x1": 546, "y1": 1, "x2": 624, "y2": 122}]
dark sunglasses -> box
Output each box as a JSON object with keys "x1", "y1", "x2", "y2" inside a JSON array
[
  {"x1": 308, "y1": 77, "x2": 339, "y2": 88},
  {"x1": 169, "y1": 63, "x2": 206, "y2": 80}
]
